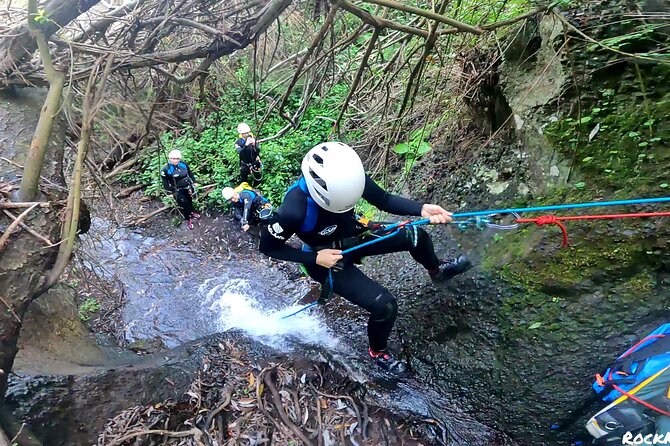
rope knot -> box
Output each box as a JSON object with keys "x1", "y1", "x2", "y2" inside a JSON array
[
  {"x1": 531, "y1": 215, "x2": 568, "y2": 247},
  {"x1": 535, "y1": 215, "x2": 560, "y2": 226}
]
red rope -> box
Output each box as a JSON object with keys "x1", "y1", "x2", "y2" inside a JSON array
[
  {"x1": 515, "y1": 211, "x2": 670, "y2": 247},
  {"x1": 620, "y1": 334, "x2": 665, "y2": 359},
  {"x1": 612, "y1": 383, "x2": 670, "y2": 417}
]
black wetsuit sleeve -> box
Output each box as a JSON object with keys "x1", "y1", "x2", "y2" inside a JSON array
[
  {"x1": 240, "y1": 191, "x2": 253, "y2": 224},
  {"x1": 361, "y1": 175, "x2": 423, "y2": 216},
  {"x1": 259, "y1": 191, "x2": 318, "y2": 265},
  {"x1": 232, "y1": 202, "x2": 243, "y2": 221},
  {"x1": 160, "y1": 165, "x2": 174, "y2": 192}
]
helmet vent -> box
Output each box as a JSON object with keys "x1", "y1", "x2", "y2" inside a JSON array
[
  {"x1": 315, "y1": 190, "x2": 330, "y2": 206},
  {"x1": 309, "y1": 169, "x2": 327, "y2": 190},
  {"x1": 312, "y1": 154, "x2": 324, "y2": 165}
]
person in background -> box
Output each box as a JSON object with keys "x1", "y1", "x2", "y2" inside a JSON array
[
  {"x1": 160, "y1": 149, "x2": 200, "y2": 229},
  {"x1": 259, "y1": 142, "x2": 471, "y2": 375},
  {"x1": 222, "y1": 184, "x2": 273, "y2": 232},
  {"x1": 235, "y1": 122, "x2": 262, "y2": 184}
]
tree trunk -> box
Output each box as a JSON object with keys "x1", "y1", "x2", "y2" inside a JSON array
[
  {"x1": 0, "y1": 0, "x2": 102, "y2": 86},
  {"x1": 16, "y1": 73, "x2": 64, "y2": 201},
  {"x1": 16, "y1": 0, "x2": 67, "y2": 202},
  {"x1": 0, "y1": 206, "x2": 61, "y2": 399}
]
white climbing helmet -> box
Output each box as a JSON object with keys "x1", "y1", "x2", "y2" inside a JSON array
[
  {"x1": 301, "y1": 142, "x2": 365, "y2": 213},
  {"x1": 237, "y1": 122, "x2": 251, "y2": 134},
  {"x1": 221, "y1": 187, "x2": 235, "y2": 201},
  {"x1": 168, "y1": 149, "x2": 182, "y2": 159}
]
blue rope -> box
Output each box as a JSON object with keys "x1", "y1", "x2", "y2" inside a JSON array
[
  {"x1": 341, "y1": 218, "x2": 430, "y2": 255},
  {"x1": 280, "y1": 195, "x2": 670, "y2": 319},
  {"x1": 280, "y1": 301, "x2": 319, "y2": 319},
  {"x1": 450, "y1": 196, "x2": 670, "y2": 218},
  {"x1": 279, "y1": 270, "x2": 334, "y2": 319}
]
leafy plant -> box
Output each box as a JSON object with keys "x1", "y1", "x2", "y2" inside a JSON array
[
  {"x1": 131, "y1": 69, "x2": 349, "y2": 210},
  {"x1": 33, "y1": 8, "x2": 51, "y2": 24},
  {"x1": 79, "y1": 298, "x2": 101, "y2": 322},
  {"x1": 394, "y1": 127, "x2": 433, "y2": 174}
]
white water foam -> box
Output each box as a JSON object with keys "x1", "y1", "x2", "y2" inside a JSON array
[{"x1": 200, "y1": 278, "x2": 339, "y2": 351}]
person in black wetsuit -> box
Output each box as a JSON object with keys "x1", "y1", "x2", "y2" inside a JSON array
[
  {"x1": 160, "y1": 149, "x2": 200, "y2": 229},
  {"x1": 235, "y1": 122, "x2": 262, "y2": 184},
  {"x1": 222, "y1": 185, "x2": 272, "y2": 232},
  {"x1": 259, "y1": 142, "x2": 471, "y2": 374}
]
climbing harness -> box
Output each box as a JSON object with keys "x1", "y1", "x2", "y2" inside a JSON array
[{"x1": 251, "y1": 162, "x2": 263, "y2": 182}]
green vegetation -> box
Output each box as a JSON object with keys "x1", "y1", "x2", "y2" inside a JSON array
[
  {"x1": 394, "y1": 127, "x2": 433, "y2": 174},
  {"x1": 131, "y1": 68, "x2": 348, "y2": 209},
  {"x1": 79, "y1": 297, "x2": 101, "y2": 322},
  {"x1": 544, "y1": 84, "x2": 670, "y2": 194}
]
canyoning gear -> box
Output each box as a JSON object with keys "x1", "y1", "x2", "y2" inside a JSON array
[
  {"x1": 585, "y1": 323, "x2": 670, "y2": 444},
  {"x1": 429, "y1": 255, "x2": 473, "y2": 282},
  {"x1": 222, "y1": 187, "x2": 235, "y2": 201},
  {"x1": 447, "y1": 196, "x2": 670, "y2": 220},
  {"x1": 516, "y1": 211, "x2": 670, "y2": 248},
  {"x1": 161, "y1": 161, "x2": 197, "y2": 220},
  {"x1": 235, "y1": 134, "x2": 261, "y2": 183},
  {"x1": 229, "y1": 186, "x2": 273, "y2": 230},
  {"x1": 233, "y1": 182, "x2": 253, "y2": 194},
  {"x1": 260, "y1": 169, "x2": 468, "y2": 353},
  {"x1": 301, "y1": 142, "x2": 366, "y2": 213},
  {"x1": 161, "y1": 162, "x2": 195, "y2": 192},
  {"x1": 261, "y1": 174, "x2": 424, "y2": 266},
  {"x1": 369, "y1": 348, "x2": 409, "y2": 375},
  {"x1": 237, "y1": 122, "x2": 251, "y2": 134},
  {"x1": 168, "y1": 149, "x2": 182, "y2": 159},
  {"x1": 296, "y1": 225, "x2": 442, "y2": 351}
]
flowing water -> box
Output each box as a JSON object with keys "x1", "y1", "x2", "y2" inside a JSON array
[
  {"x1": 79, "y1": 217, "x2": 509, "y2": 445},
  {"x1": 81, "y1": 218, "x2": 336, "y2": 350}
]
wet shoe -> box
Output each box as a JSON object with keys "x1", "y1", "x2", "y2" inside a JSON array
[
  {"x1": 191, "y1": 212, "x2": 201, "y2": 219},
  {"x1": 186, "y1": 219, "x2": 194, "y2": 230},
  {"x1": 368, "y1": 348, "x2": 409, "y2": 375},
  {"x1": 429, "y1": 255, "x2": 472, "y2": 282}
]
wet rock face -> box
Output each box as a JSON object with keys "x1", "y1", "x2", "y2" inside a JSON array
[
  {"x1": 6, "y1": 336, "x2": 223, "y2": 445},
  {"x1": 362, "y1": 8, "x2": 670, "y2": 446},
  {"x1": 9, "y1": 331, "x2": 496, "y2": 446}
]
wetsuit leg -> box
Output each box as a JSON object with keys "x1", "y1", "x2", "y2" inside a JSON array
[
  {"x1": 350, "y1": 226, "x2": 440, "y2": 270},
  {"x1": 175, "y1": 189, "x2": 193, "y2": 219},
  {"x1": 240, "y1": 163, "x2": 250, "y2": 182},
  {"x1": 303, "y1": 262, "x2": 397, "y2": 352}
]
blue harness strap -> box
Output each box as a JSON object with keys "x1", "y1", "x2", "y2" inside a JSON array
[
  {"x1": 242, "y1": 189, "x2": 257, "y2": 200},
  {"x1": 286, "y1": 177, "x2": 318, "y2": 233},
  {"x1": 166, "y1": 161, "x2": 188, "y2": 175}
]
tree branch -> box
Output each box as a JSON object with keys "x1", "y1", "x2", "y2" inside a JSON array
[
  {"x1": 0, "y1": 203, "x2": 40, "y2": 252},
  {"x1": 336, "y1": 27, "x2": 380, "y2": 130},
  {"x1": 337, "y1": 0, "x2": 429, "y2": 38},
  {"x1": 360, "y1": 0, "x2": 483, "y2": 35}
]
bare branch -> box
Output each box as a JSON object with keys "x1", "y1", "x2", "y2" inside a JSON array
[{"x1": 360, "y1": 0, "x2": 483, "y2": 35}]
